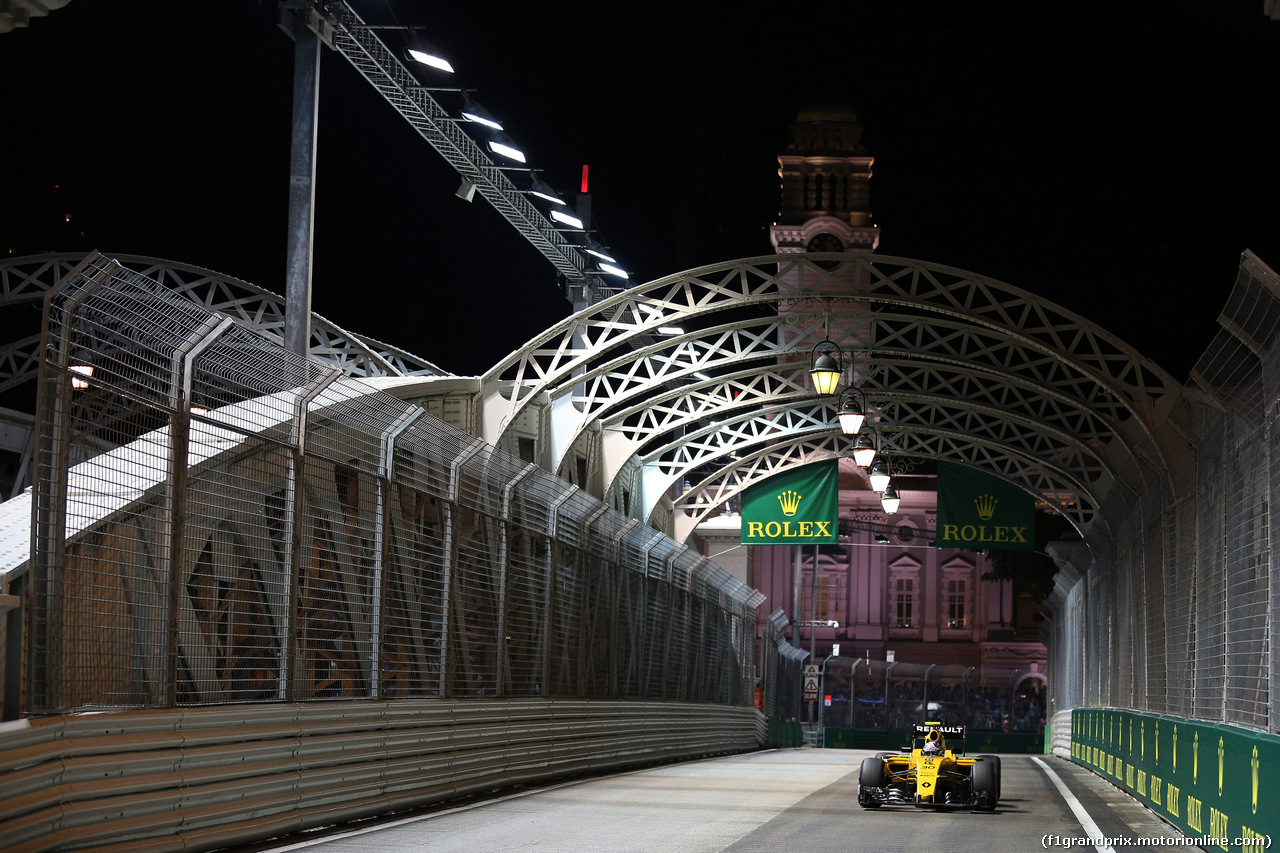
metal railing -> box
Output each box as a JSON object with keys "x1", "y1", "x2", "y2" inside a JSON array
[
  {"x1": 20, "y1": 253, "x2": 762, "y2": 713},
  {"x1": 0, "y1": 698, "x2": 763, "y2": 853}
]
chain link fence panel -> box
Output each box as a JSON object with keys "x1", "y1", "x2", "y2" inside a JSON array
[
  {"x1": 1048, "y1": 251, "x2": 1277, "y2": 733},
  {"x1": 26, "y1": 255, "x2": 761, "y2": 713}
]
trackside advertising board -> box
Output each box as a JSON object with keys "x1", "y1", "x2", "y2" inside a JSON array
[
  {"x1": 935, "y1": 461, "x2": 1034, "y2": 551},
  {"x1": 740, "y1": 460, "x2": 838, "y2": 545},
  {"x1": 1072, "y1": 708, "x2": 1279, "y2": 852}
]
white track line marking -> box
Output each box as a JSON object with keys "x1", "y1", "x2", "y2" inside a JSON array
[{"x1": 1031, "y1": 756, "x2": 1118, "y2": 853}]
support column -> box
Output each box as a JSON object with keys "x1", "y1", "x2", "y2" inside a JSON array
[{"x1": 284, "y1": 7, "x2": 321, "y2": 360}]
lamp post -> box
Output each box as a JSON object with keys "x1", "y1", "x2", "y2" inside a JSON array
[{"x1": 811, "y1": 543, "x2": 818, "y2": 725}]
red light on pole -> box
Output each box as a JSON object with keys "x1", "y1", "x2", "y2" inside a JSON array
[{"x1": 581, "y1": 164, "x2": 589, "y2": 194}]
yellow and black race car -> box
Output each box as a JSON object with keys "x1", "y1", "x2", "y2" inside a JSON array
[{"x1": 857, "y1": 722, "x2": 1001, "y2": 810}]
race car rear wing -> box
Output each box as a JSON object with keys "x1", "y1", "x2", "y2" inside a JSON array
[{"x1": 912, "y1": 723, "x2": 966, "y2": 740}]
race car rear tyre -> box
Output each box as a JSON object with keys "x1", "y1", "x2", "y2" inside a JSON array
[
  {"x1": 970, "y1": 758, "x2": 997, "y2": 810},
  {"x1": 978, "y1": 755, "x2": 1002, "y2": 802},
  {"x1": 859, "y1": 756, "x2": 885, "y2": 808}
]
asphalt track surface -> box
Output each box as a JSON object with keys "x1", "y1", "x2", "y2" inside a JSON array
[{"x1": 240, "y1": 750, "x2": 1196, "y2": 853}]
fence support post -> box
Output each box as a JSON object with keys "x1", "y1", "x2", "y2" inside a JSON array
[
  {"x1": 443, "y1": 439, "x2": 486, "y2": 697},
  {"x1": 281, "y1": 368, "x2": 341, "y2": 703},
  {"x1": 371, "y1": 407, "x2": 423, "y2": 698},
  {"x1": 496, "y1": 463, "x2": 538, "y2": 695},
  {"x1": 163, "y1": 316, "x2": 234, "y2": 708}
]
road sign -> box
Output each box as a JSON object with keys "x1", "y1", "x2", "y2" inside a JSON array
[{"x1": 803, "y1": 663, "x2": 820, "y2": 701}]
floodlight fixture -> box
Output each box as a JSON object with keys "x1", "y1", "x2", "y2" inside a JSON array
[
  {"x1": 459, "y1": 99, "x2": 502, "y2": 130},
  {"x1": 528, "y1": 177, "x2": 565, "y2": 205},
  {"x1": 550, "y1": 209, "x2": 584, "y2": 229},
  {"x1": 658, "y1": 326, "x2": 684, "y2": 336},
  {"x1": 585, "y1": 246, "x2": 616, "y2": 263},
  {"x1": 487, "y1": 133, "x2": 526, "y2": 163},
  {"x1": 406, "y1": 35, "x2": 453, "y2": 73},
  {"x1": 598, "y1": 262, "x2": 628, "y2": 279}
]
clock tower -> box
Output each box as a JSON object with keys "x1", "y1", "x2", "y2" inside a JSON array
[{"x1": 770, "y1": 98, "x2": 880, "y2": 257}]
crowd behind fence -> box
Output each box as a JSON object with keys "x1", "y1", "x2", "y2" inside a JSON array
[
  {"x1": 1047, "y1": 251, "x2": 1277, "y2": 733},
  {"x1": 821, "y1": 659, "x2": 1046, "y2": 732},
  {"x1": 759, "y1": 622, "x2": 1047, "y2": 733},
  {"x1": 24, "y1": 254, "x2": 763, "y2": 713}
]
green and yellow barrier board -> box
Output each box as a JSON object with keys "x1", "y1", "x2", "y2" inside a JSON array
[{"x1": 1072, "y1": 708, "x2": 1278, "y2": 851}]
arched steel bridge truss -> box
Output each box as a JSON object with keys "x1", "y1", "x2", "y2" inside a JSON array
[
  {"x1": 481, "y1": 254, "x2": 1180, "y2": 542},
  {"x1": 0, "y1": 253, "x2": 449, "y2": 394}
]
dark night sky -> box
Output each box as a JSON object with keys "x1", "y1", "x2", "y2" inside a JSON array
[{"x1": 2, "y1": 1, "x2": 1278, "y2": 380}]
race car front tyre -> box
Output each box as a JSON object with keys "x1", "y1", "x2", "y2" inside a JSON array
[
  {"x1": 977, "y1": 754, "x2": 1002, "y2": 802},
  {"x1": 970, "y1": 758, "x2": 997, "y2": 810},
  {"x1": 858, "y1": 756, "x2": 885, "y2": 808}
]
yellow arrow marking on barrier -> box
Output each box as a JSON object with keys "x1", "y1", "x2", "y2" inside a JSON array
[
  {"x1": 1218, "y1": 738, "x2": 1224, "y2": 797},
  {"x1": 1251, "y1": 746, "x2": 1259, "y2": 815}
]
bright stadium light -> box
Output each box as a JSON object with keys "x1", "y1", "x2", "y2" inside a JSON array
[
  {"x1": 407, "y1": 36, "x2": 453, "y2": 73},
  {"x1": 550, "y1": 209, "x2": 584, "y2": 229}
]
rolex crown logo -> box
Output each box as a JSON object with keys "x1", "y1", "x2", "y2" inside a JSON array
[
  {"x1": 777, "y1": 489, "x2": 803, "y2": 516},
  {"x1": 974, "y1": 494, "x2": 997, "y2": 520}
]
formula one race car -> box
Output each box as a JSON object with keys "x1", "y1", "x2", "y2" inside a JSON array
[{"x1": 857, "y1": 722, "x2": 1001, "y2": 810}]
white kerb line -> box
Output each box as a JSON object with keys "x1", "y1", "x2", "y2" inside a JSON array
[{"x1": 1031, "y1": 756, "x2": 1118, "y2": 853}]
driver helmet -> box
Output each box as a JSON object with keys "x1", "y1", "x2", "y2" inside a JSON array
[{"x1": 922, "y1": 740, "x2": 941, "y2": 755}]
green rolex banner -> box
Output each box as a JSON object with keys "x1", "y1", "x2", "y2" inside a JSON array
[
  {"x1": 936, "y1": 461, "x2": 1035, "y2": 550},
  {"x1": 741, "y1": 460, "x2": 838, "y2": 545}
]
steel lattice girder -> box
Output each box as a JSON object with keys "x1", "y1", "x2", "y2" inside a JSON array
[
  {"x1": 600, "y1": 358, "x2": 1116, "y2": 456},
  {"x1": 636, "y1": 394, "x2": 1109, "y2": 499},
  {"x1": 0, "y1": 253, "x2": 447, "y2": 391},
  {"x1": 528, "y1": 307, "x2": 1151, "y2": 449},
  {"x1": 484, "y1": 255, "x2": 1175, "y2": 422},
  {"x1": 668, "y1": 431, "x2": 1098, "y2": 543},
  {"x1": 661, "y1": 421, "x2": 1096, "y2": 521},
  {"x1": 482, "y1": 254, "x2": 1179, "y2": 539},
  {"x1": 592, "y1": 351, "x2": 1126, "y2": 489}
]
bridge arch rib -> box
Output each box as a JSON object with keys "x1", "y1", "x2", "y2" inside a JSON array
[
  {"x1": 0, "y1": 252, "x2": 449, "y2": 390},
  {"x1": 480, "y1": 254, "x2": 1179, "y2": 541}
]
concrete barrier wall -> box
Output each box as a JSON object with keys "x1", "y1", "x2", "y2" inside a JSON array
[{"x1": 1071, "y1": 707, "x2": 1276, "y2": 852}]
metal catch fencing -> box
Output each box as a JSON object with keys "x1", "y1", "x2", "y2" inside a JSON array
[
  {"x1": 820, "y1": 659, "x2": 1047, "y2": 732},
  {"x1": 1047, "y1": 250, "x2": 1278, "y2": 733},
  {"x1": 26, "y1": 253, "x2": 763, "y2": 712},
  {"x1": 761, "y1": 609, "x2": 807, "y2": 721}
]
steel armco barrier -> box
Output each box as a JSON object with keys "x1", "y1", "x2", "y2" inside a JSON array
[{"x1": 0, "y1": 699, "x2": 764, "y2": 853}]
